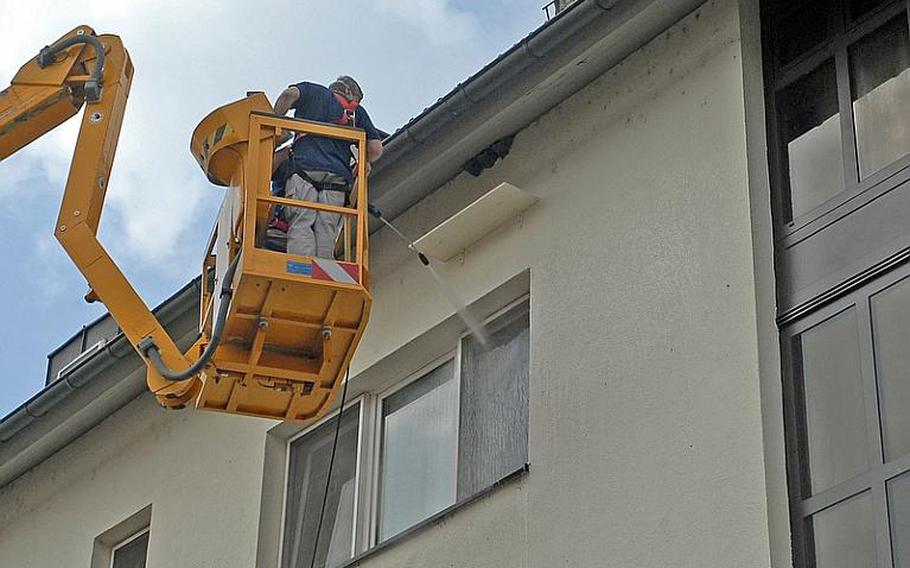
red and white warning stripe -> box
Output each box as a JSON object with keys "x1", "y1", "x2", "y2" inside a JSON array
[{"x1": 312, "y1": 258, "x2": 359, "y2": 284}]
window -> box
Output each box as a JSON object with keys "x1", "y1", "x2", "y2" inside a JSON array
[
  {"x1": 281, "y1": 299, "x2": 529, "y2": 565},
  {"x1": 110, "y1": 529, "x2": 149, "y2": 568},
  {"x1": 849, "y1": 13, "x2": 910, "y2": 179},
  {"x1": 782, "y1": 266, "x2": 910, "y2": 566},
  {"x1": 90, "y1": 507, "x2": 151, "y2": 568},
  {"x1": 282, "y1": 404, "x2": 360, "y2": 568},
  {"x1": 378, "y1": 360, "x2": 458, "y2": 541},
  {"x1": 377, "y1": 301, "x2": 529, "y2": 542},
  {"x1": 457, "y1": 306, "x2": 530, "y2": 498},
  {"x1": 765, "y1": 0, "x2": 910, "y2": 227},
  {"x1": 763, "y1": 2, "x2": 910, "y2": 566}
]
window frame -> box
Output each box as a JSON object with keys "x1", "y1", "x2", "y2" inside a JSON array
[
  {"x1": 371, "y1": 352, "x2": 460, "y2": 545},
  {"x1": 781, "y1": 262, "x2": 910, "y2": 567},
  {"x1": 278, "y1": 396, "x2": 367, "y2": 568},
  {"x1": 109, "y1": 527, "x2": 150, "y2": 568},
  {"x1": 279, "y1": 294, "x2": 530, "y2": 567},
  {"x1": 764, "y1": 0, "x2": 910, "y2": 238}
]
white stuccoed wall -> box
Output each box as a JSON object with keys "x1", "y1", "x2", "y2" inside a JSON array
[
  {"x1": 354, "y1": 0, "x2": 775, "y2": 566},
  {"x1": 0, "y1": 1, "x2": 781, "y2": 567},
  {"x1": 0, "y1": 397, "x2": 275, "y2": 568}
]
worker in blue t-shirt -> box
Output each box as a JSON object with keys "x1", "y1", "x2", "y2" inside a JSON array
[{"x1": 271, "y1": 76, "x2": 384, "y2": 258}]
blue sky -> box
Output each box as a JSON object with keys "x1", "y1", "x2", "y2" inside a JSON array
[{"x1": 0, "y1": 0, "x2": 549, "y2": 417}]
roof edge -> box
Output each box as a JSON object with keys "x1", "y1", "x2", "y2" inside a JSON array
[
  {"x1": 0, "y1": 280, "x2": 201, "y2": 486},
  {"x1": 369, "y1": 0, "x2": 705, "y2": 223}
]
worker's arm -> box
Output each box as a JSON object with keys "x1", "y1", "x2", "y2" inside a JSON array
[
  {"x1": 274, "y1": 85, "x2": 300, "y2": 116},
  {"x1": 272, "y1": 145, "x2": 291, "y2": 173},
  {"x1": 367, "y1": 139, "x2": 383, "y2": 163},
  {"x1": 357, "y1": 105, "x2": 384, "y2": 173}
]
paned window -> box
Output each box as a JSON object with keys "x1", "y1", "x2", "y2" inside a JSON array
[
  {"x1": 765, "y1": 0, "x2": 910, "y2": 227},
  {"x1": 782, "y1": 266, "x2": 910, "y2": 566},
  {"x1": 377, "y1": 302, "x2": 530, "y2": 541},
  {"x1": 378, "y1": 361, "x2": 458, "y2": 541},
  {"x1": 281, "y1": 299, "x2": 529, "y2": 565},
  {"x1": 764, "y1": 2, "x2": 910, "y2": 566}
]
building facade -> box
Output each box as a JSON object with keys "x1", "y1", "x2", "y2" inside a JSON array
[{"x1": 2, "y1": 0, "x2": 908, "y2": 566}]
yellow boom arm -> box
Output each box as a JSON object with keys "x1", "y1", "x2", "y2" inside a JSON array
[
  {"x1": 2, "y1": 27, "x2": 374, "y2": 423},
  {"x1": 0, "y1": 26, "x2": 199, "y2": 407}
]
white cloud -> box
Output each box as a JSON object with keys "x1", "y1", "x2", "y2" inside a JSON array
[
  {"x1": 375, "y1": 0, "x2": 479, "y2": 45},
  {"x1": 30, "y1": 234, "x2": 70, "y2": 300},
  {"x1": 0, "y1": 0, "x2": 494, "y2": 294}
]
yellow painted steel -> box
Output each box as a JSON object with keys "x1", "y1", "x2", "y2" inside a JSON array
[
  {"x1": 190, "y1": 101, "x2": 372, "y2": 421},
  {"x1": 0, "y1": 26, "x2": 87, "y2": 159},
  {"x1": 1, "y1": 27, "x2": 373, "y2": 423}
]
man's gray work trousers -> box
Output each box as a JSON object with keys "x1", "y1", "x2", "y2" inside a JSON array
[{"x1": 284, "y1": 173, "x2": 347, "y2": 258}]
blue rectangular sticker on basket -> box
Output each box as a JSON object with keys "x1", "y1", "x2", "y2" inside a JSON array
[{"x1": 287, "y1": 260, "x2": 313, "y2": 276}]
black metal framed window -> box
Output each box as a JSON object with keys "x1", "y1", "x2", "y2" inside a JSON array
[
  {"x1": 782, "y1": 262, "x2": 910, "y2": 567},
  {"x1": 764, "y1": 2, "x2": 910, "y2": 566},
  {"x1": 764, "y1": 0, "x2": 910, "y2": 233}
]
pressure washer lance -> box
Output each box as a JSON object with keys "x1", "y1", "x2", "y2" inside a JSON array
[
  {"x1": 368, "y1": 204, "x2": 430, "y2": 266},
  {"x1": 367, "y1": 204, "x2": 490, "y2": 347}
]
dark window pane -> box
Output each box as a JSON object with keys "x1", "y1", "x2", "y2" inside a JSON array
[
  {"x1": 811, "y1": 492, "x2": 877, "y2": 568},
  {"x1": 282, "y1": 404, "x2": 359, "y2": 568},
  {"x1": 458, "y1": 302, "x2": 529, "y2": 499},
  {"x1": 798, "y1": 309, "x2": 869, "y2": 493},
  {"x1": 850, "y1": 14, "x2": 910, "y2": 178},
  {"x1": 777, "y1": 60, "x2": 845, "y2": 220},
  {"x1": 850, "y1": 0, "x2": 892, "y2": 21},
  {"x1": 379, "y1": 361, "x2": 457, "y2": 541},
  {"x1": 871, "y1": 277, "x2": 910, "y2": 461},
  {"x1": 112, "y1": 531, "x2": 149, "y2": 568},
  {"x1": 774, "y1": 1, "x2": 831, "y2": 67},
  {"x1": 888, "y1": 471, "x2": 910, "y2": 566}
]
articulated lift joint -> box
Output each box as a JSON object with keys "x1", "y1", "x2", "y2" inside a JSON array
[{"x1": 37, "y1": 33, "x2": 105, "y2": 103}]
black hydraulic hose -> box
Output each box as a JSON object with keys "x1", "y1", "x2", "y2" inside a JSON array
[
  {"x1": 139, "y1": 256, "x2": 240, "y2": 382},
  {"x1": 37, "y1": 33, "x2": 105, "y2": 103}
]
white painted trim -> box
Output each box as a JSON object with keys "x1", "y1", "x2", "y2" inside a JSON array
[
  {"x1": 457, "y1": 293, "x2": 530, "y2": 343},
  {"x1": 376, "y1": 353, "x2": 456, "y2": 402}
]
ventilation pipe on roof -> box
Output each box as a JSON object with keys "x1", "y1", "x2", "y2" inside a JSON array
[{"x1": 544, "y1": 0, "x2": 581, "y2": 20}]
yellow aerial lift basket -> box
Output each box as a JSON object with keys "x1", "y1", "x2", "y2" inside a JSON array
[{"x1": 184, "y1": 95, "x2": 372, "y2": 421}]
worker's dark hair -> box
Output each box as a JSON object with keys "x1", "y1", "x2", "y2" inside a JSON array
[{"x1": 329, "y1": 75, "x2": 364, "y2": 102}]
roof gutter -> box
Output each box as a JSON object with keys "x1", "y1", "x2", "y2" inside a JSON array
[
  {"x1": 0, "y1": 280, "x2": 201, "y2": 486},
  {"x1": 369, "y1": 0, "x2": 705, "y2": 223}
]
